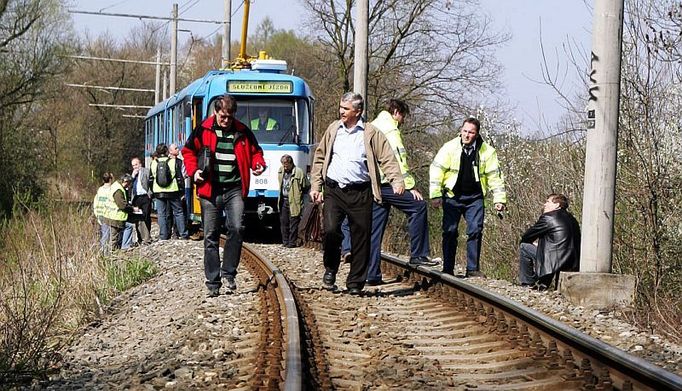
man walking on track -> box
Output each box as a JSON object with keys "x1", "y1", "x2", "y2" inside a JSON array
[
  {"x1": 182, "y1": 94, "x2": 266, "y2": 297},
  {"x1": 430, "y1": 117, "x2": 506, "y2": 278},
  {"x1": 309, "y1": 92, "x2": 404, "y2": 295}
]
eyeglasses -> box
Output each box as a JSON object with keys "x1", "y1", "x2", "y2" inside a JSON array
[{"x1": 216, "y1": 111, "x2": 234, "y2": 120}]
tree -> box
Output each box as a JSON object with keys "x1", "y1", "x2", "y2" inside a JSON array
[{"x1": 0, "y1": 0, "x2": 74, "y2": 217}]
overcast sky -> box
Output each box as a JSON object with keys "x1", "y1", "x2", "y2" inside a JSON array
[{"x1": 69, "y1": 0, "x2": 593, "y2": 132}]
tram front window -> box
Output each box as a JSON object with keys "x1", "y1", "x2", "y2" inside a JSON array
[{"x1": 231, "y1": 98, "x2": 310, "y2": 144}]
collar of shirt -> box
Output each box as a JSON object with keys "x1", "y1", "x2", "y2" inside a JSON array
[
  {"x1": 338, "y1": 118, "x2": 365, "y2": 134},
  {"x1": 462, "y1": 140, "x2": 477, "y2": 155}
]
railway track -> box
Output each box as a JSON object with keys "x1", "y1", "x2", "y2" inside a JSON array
[{"x1": 242, "y1": 243, "x2": 682, "y2": 390}]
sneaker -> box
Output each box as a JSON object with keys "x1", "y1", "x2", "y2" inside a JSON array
[
  {"x1": 342, "y1": 252, "x2": 352, "y2": 264},
  {"x1": 224, "y1": 276, "x2": 237, "y2": 291},
  {"x1": 207, "y1": 288, "x2": 220, "y2": 297},
  {"x1": 322, "y1": 271, "x2": 336, "y2": 290},
  {"x1": 409, "y1": 256, "x2": 439, "y2": 267},
  {"x1": 465, "y1": 270, "x2": 486, "y2": 278}
]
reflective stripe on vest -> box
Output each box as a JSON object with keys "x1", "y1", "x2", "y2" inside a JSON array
[
  {"x1": 251, "y1": 118, "x2": 277, "y2": 131},
  {"x1": 371, "y1": 111, "x2": 416, "y2": 189}
]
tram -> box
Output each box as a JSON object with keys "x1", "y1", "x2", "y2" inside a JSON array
[{"x1": 144, "y1": 4, "x2": 315, "y2": 224}]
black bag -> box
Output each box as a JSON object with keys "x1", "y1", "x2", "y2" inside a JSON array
[
  {"x1": 197, "y1": 146, "x2": 211, "y2": 172},
  {"x1": 155, "y1": 158, "x2": 173, "y2": 187}
]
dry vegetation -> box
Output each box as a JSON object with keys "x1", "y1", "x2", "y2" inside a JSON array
[{"x1": 0, "y1": 198, "x2": 157, "y2": 386}]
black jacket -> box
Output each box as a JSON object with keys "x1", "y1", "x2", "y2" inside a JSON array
[{"x1": 520, "y1": 208, "x2": 581, "y2": 279}]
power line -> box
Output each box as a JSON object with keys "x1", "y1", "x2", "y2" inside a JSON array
[
  {"x1": 68, "y1": 55, "x2": 167, "y2": 66},
  {"x1": 88, "y1": 103, "x2": 152, "y2": 109},
  {"x1": 68, "y1": 9, "x2": 224, "y2": 24},
  {"x1": 65, "y1": 83, "x2": 155, "y2": 93}
]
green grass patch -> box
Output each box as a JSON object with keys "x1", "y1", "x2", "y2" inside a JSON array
[{"x1": 104, "y1": 257, "x2": 158, "y2": 292}]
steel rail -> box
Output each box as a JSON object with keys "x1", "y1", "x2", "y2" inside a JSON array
[
  {"x1": 242, "y1": 243, "x2": 303, "y2": 391},
  {"x1": 381, "y1": 253, "x2": 682, "y2": 391}
]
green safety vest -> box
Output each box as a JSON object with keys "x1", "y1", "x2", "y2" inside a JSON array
[
  {"x1": 93, "y1": 184, "x2": 111, "y2": 218},
  {"x1": 251, "y1": 118, "x2": 277, "y2": 131},
  {"x1": 429, "y1": 136, "x2": 507, "y2": 205},
  {"x1": 151, "y1": 156, "x2": 179, "y2": 193},
  {"x1": 371, "y1": 111, "x2": 416, "y2": 190},
  {"x1": 102, "y1": 181, "x2": 128, "y2": 222}
]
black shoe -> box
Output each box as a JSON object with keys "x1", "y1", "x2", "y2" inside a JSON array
[
  {"x1": 409, "y1": 256, "x2": 439, "y2": 266},
  {"x1": 465, "y1": 270, "x2": 486, "y2": 278},
  {"x1": 207, "y1": 288, "x2": 219, "y2": 297},
  {"x1": 322, "y1": 271, "x2": 336, "y2": 290},
  {"x1": 342, "y1": 252, "x2": 352, "y2": 264},
  {"x1": 366, "y1": 279, "x2": 385, "y2": 286},
  {"x1": 347, "y1": 287, "x2": 362, "y2": 295},
  {"x1": 223, "y1": 276, "x2": 237, "y2": 291}
]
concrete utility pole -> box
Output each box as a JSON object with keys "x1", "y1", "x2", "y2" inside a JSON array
[
  {"x1": 170, "y1": 3, "x2": 178, "y2": 95},
  {"x1": 222, "y1": 0, "x2": 232, "y2": 68},
  {"x1": 353, "y1": 0, "x2": 369, "y2": 102},
  {"x1": 560, "y1": 0, "x2": 634, "y2": 310},
  {"x1": 155, "y1": 48, "x2": 161, "y2": 104},
  {"x1": 581, "y1": 0, "x2": 625, "y2": 273}
]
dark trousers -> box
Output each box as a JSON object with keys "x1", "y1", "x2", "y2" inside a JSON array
[
  {"x1": 132, "y1": 194, "x2": 151, "y2": 244},
  {"x1": 367, "y1": 185, "x2": 429, "y2": 282},
  {"x1": 323, "y1": 182, "x2": 372, "y2": 290},
  {"x1": 519, "y1": 242, "x2": 555, "y2": 287},
  {"x1": 199, "y1": 185, "x2": 244, "y2": 289},
  {"x1": 279, "y1": 197, "x2": 301, "y2": 246},
  {"x1": 442, "y1": 193, "x2": 484, "y2": 274},
  {"x1": 519, "y1": 242, "x2": 538, "y2": 285}
]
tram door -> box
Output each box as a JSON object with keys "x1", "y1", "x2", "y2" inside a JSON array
[{"x1": 191, "y1": 97, "x2": 203, "y2": 222}]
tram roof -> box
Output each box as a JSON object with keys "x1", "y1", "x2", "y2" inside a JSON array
[{"x1": 146, "y1": 69, "x2": 313, "y2": 118}]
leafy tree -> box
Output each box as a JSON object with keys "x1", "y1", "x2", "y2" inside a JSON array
[{"x1": 0, "y1": 0, "x2": 74, "y2": 218}]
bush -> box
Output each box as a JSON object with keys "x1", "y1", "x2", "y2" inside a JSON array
[{"x1": 0, "y1": 200, "x2": 157, "y2": 386}]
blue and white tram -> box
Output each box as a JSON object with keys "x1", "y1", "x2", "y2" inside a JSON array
[{"x1": 144, "y1": 59, "x2": 315, "y2": 223}]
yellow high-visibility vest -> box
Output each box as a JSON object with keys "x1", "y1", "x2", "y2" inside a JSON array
[
  {"x1": 429, "y1": 137, "x2": 507, "y2": 205},
  {"x1": 102, "y1": 181, "x2": 128, "y2": 222},
  {"x1": 371, "y1": 111, "x2": 416, "y2": 189}
]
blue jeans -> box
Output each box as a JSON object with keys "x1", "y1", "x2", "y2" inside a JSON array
[
  {"x1": 442, "y1": 194, "x2": 484, "y2": 273},
  {"x1": 367, "y1": 185, "x2": 430, "y2": 282},
  {"x1": 99, "y1": 220, "x2": 110, "y2": 252},
  {"x1": 121, "y1": 222, "x2": 135, "y2": 249},
  {"x1": 341, "y1": 217, "x2": 351, "y2": 254},
  {"x1": 519, "y1": 242, "x2": 538, "y2": 285},
  {"x1": 200, "y1": 185, "x2": 244, "y2": 289},
  {"x1": 156, "y1": 196, "x2": 188, "y2": 240}
]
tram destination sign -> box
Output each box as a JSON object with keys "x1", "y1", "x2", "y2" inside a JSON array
[{"x1": 228, "y1": 81, "x2": 292, "y2": 94}]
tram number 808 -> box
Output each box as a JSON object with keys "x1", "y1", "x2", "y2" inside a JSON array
[{"x1": 254, "y1": 178, "x2": 268, "y2": 186}]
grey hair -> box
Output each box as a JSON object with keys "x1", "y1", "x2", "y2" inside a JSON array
[
  {"x1": 341, "y1": 91, "x2": 364, "y2": 112},
  {"x1": 280, "y1": 154, "x2": 293, "y2": 164}
]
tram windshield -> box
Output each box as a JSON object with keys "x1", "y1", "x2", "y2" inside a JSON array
[{"x1": 210, "y1": 97, "x2": 311, "y2": 145}]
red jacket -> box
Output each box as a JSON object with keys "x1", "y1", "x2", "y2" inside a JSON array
[{"x1": 182, "y1": 116, "x2": 266, "y2": 198}]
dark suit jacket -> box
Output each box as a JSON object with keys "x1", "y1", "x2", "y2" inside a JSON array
[
  {"x1": 132, "y1": 167, "x2": 152, "y2": 198},
  {"x1": 521, "y1": 208, "x2": 581, "y2": 279}
]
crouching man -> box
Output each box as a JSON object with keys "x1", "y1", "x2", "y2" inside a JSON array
[{"x1": 519, "y1": 193, "x2": 581, "y2": 290}]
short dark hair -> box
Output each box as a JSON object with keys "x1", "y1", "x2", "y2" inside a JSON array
[
  {"x1": 387, "y1": 99, "x2": 410, "y2": 116},
  {"x1": 101, "y1": 172, "x2": 113, "y2": 184},
  {"x1": 214, "y1": 94, "x2": 237, "y2": 113},
  {"x1": 548, "y1": 193, "x2": 569, "y2": 209},
  {"x1": 155, "y1": 143, "x2": 168, "y2": 157},
  {"x1": 120, "y1": 174, "x2": 133, "y2": 183},
  {"x1": 462, "y1": 117, "x2": 481, "y2": 132}
]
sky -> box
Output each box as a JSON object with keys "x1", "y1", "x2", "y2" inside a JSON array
[{"x1": 69, "y1": 0, "x2": 593, "y2": 132}]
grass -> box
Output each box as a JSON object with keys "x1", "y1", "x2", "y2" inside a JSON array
[{"x1": 0, "y1": 199, "x2": 158, "y2": 386}]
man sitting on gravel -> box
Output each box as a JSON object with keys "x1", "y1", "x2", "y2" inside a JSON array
[{"x1": 518, "y1": 193, "x2": 581, "y2": 290}]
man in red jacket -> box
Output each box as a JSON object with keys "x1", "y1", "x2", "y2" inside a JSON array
[{"x1": 182, "y1": 94, "x2": 266, "y2": 297}]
